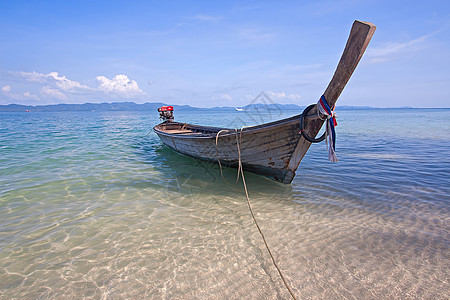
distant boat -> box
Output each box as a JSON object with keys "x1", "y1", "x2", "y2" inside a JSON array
[
  {"x1": 235, "y1": 107, "x2": 244, "y2": 111},
  {"x1": 153, "y1": 21, "x2": 376, "y2": 183}
]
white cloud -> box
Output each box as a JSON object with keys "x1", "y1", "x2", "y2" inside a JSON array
[
  {"x1": 11, "y1": 71, "x2": 145, "y2": 101},
  {"x1": 2, "y1": 85, "x2": 40, "y2": 101},
  {"x1": 221, "y1": 94, "x2": 232, "y2": 101},
  {"x1": 267, "y1": 91, "x2": 301, "y2": 101},
  {"x1": 2, "y1": 85, "x2": 11, "y2": 93},
  {"x1": 41, "y1": 86, "x2": 67, "y2": 99},
  {"x1": 17, "y1": 71, "x2": 47, "y2": 82},
  {"x1": 47, "y1": 72, "x2": 90, "y2": 91},
  {"x1": 17, "y1": 71, "x2": 90, "y2": 91},
  {"x1": 23, "y1": 92, "x2": 40, "y2": 100},
  {"x1": 96, "y1": 74, "x2": 144, "y2": 97},
  {"x1": 267, "y1": 91, "x2": 285, "y2": 98},
  {"x1": 367, "y1": 35, "x2": 428, "y2": 63}
]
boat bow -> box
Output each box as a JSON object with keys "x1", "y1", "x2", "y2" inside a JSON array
[{"x1": 153, "y1": 20, "x2": 376, "y2": 184}]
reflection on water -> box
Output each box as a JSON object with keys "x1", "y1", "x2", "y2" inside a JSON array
[{"x1": 0, "y1": 109, "x2": 449, "y2": 299}]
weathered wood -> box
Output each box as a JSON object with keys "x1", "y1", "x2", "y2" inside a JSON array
[
  {"x1": 283, "y1": 20, "x2": 376, "y2": 183},
  {"x1": 154, "y1": 116, "x2": 302, "y2": 182},
  {"x1": 154, "y1": 20, "x2": 376, "y2": 184},
  {"x1": 164, "y1": 129, "x2": 194, "y2": 134}
]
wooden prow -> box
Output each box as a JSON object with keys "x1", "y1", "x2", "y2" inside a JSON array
[
  {"x1": 283, "y1": 20, "x2": 376, "y2": 183},
  {"x1": 324, "y1": 20, "x2": 376, "y2": 108}
]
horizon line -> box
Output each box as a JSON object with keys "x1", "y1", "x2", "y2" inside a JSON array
[{"x1": 1, "y1": 101, "x2": 449, "y2": 110}]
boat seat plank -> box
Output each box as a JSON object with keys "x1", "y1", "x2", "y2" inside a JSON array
[{"x1": 163, "y1": 129, "x2": 194, "y2": 134}]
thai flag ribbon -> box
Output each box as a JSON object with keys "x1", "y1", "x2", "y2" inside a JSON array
[{"x1": 317, "y1": 95, "x2": 339, "y2": 162}]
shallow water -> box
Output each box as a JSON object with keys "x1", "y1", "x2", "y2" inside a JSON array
[{"x1": 0, "y1": 108, "x2": 449, "y2": 299}]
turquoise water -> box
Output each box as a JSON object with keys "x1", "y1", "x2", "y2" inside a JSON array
[{"x1": 0, "y1": 108, "x2": 449, "y2": 299}]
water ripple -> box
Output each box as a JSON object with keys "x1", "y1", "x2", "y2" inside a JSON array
[{"x1": 0, "y1": 110, "x2": 449, "y2": 299}]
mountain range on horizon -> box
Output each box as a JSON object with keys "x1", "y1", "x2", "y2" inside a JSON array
[{"x1": 0, "y1": 101, "x2": 412, "y2": 112}]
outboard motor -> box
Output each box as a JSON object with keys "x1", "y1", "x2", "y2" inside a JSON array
[{"x1": 158, "y1": 106, "x2": 174, "y2": 122}]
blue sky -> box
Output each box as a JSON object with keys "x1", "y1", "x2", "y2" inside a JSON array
[{"x1": 1, "y1": 0, "x2": 449, "y2": 107}]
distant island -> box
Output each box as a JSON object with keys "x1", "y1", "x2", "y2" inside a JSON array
[{"x1": 0, "y1": 101, "x2": 414, "y2": 112}]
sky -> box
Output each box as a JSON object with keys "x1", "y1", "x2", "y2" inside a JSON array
[{"x1": 0, "y1": 0, "x2": 449, "y2": 108}]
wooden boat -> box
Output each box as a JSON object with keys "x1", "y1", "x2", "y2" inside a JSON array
[{"x1": 154, "y1": 20, "x2": 376, "y2": 184}]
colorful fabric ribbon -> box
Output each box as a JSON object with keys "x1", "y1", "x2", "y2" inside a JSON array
[{"x1": 317, "y1": 95, "x2": 339, "y2": 162}]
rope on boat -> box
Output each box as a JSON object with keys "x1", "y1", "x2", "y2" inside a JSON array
[
  {"x1": 299, "y1": 95, "x2": 339, "y2": 162},
  {"x1": 299, "y1": 104, "x2": 326, "y2": 143},
  {"x1": 215, "y1": 129, "x2": 235, "y2": 185},
  {"x1": 215, "y1": 129, "x2": 297, "y2": 300}
]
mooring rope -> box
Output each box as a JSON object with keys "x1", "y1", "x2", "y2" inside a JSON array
[
  {"x1": 215, "y1": 128, "x2": 297, "y2": 300},
  {"x1": 215, "y1": 129, "x2": 234, "y2": 184},
  {"x1": 299, "y1": 97, "x2": 339, "y2": 162}
]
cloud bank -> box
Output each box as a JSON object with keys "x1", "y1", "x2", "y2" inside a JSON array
[
  {"x1": 3, "y1": 71, "x2": 146, "y2": 103},
  {"x1": 2, "y1": 85, "x2": 40, "y2": 101}
]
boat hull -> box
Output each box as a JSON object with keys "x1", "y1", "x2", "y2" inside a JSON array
[
  {"x1": 153, "y1": 20, "x2": 376, "y2": 184},
  {"x1": 153, "y1": 115, "x2": 305, "y2": 183}
]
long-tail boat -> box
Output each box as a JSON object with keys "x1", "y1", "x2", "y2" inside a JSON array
[{"x1": 154, "y1": 20, "x2": 376, "y2": 184}]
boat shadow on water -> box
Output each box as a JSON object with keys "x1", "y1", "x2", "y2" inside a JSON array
[{"x1": 151, "y1": 143, "x2": 296, "y2": 201}]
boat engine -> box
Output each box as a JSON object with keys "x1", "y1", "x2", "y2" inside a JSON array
[{"x1": 158, "y1": 106, "x2": 174, "y2": 122}]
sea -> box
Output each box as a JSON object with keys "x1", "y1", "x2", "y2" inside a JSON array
[{"x1": 0, "y1": 107, "x2": 449, "y2": 299}]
